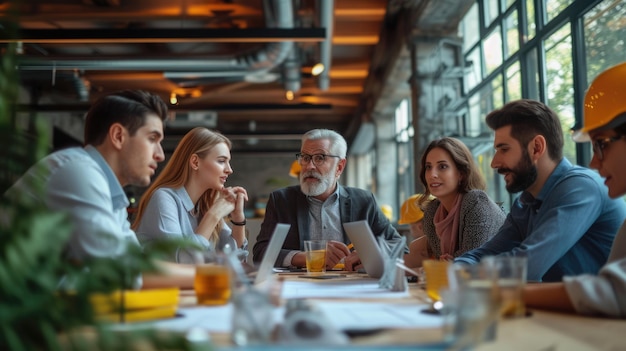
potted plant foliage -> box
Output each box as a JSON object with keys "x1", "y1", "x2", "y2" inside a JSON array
[{"x1": 0, "y1": 33, "x2": 212, "y2": 351}]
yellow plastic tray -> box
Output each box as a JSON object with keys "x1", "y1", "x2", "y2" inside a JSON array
[
  {"x1": 91, "y1": 288, "x2": 180, "y2": 315},
  {"x1": 96, "y1": 305, "x2": 178, "y2": 323}
]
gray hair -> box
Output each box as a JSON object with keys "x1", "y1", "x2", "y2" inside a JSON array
[{"x1": 302, "y1": 129, "x2": 347, "y2": 158}]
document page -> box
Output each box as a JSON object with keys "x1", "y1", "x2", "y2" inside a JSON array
[
  {"x1": 314, "y1": 301, "x2": 442, "y2": 330},
  {"x1": 280, "y1": 279, "x2": 410, "y2": 299}
]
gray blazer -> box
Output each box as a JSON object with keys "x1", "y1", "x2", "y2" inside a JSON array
[
  {"x1": 423, "y1": 189, "x2": 506, "y2": 258},
  {"x1": 252, "y1": 185, "x2": 402, "y2": 266}
]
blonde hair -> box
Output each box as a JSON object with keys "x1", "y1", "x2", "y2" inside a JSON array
[{"x1": 132, "y1": 127, "x2": 232, "y2": 243}]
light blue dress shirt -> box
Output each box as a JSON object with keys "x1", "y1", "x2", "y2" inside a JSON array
[
  {"x1": 135, "y1": 187, "x2": 244, "y2": 263},
  {"x1": 456, "y1": 158, "x2": 626, "y2": 282},
  {"x1": 5, "y1": 145, "x2": 139, "y2": 261}
]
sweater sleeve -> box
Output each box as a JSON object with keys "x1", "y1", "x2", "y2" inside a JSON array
[{"x1": 456, "y1": 190, "x2": 506, "y2": 257}]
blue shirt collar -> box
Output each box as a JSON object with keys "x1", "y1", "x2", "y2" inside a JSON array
[
  {"x1": 84, "y1": 145, "x2": 129, "y2": 209},
  {"x1": 174, "y1": 186, "x2": 196, "y2": 213},
  {"x1": 520, "y1": 158, "x2": 572, "y2": 206}
]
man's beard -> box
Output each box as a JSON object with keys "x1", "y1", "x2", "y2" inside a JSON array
[
  {"x1": 498, "y1": 149, "x2": 538, "y2": 194},
  {"x1": 300, "y1": 170, "x2": 335, "y2": 196}
]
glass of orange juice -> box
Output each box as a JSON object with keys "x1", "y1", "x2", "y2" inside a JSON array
[
  {"x1": 422, "y1": 259, "x2": 451, "y2": 304},
  {"x1": 194, "y1": 253, "x2": 232, "y2": 305},
  {"x1": 304, "y1": 240, "x2": 327, "y2": 276}
]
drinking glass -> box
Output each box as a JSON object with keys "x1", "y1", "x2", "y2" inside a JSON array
[
  {"x1": 422, "y1": 259, "x2": 451, "y2": 311},
  {"x1": 485, "y1": 256, "x2": 528, "y2": 318},
  {"x1": 304, "y1": 240, "x2": 327, "y2": 275},
  {"x1": 194, "y1": 252, "x2": 232, "y2": 305}
]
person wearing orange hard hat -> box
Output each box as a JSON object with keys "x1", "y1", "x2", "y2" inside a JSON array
[
  {"x1": 524, "y1": 62, "x2": 626, "y2": 318},
  {"x1": 288, "y1": 160, "x2": 301, "y2": 178},
  {"x1": 398, "y1": 194, "x2": 428, "y2": 235},
  {"x1": 399, "y1": 194, "x2": 432, "y2": 269}
]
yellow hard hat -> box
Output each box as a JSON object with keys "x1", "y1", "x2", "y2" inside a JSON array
[
  {"x1": 380, "y1": 204, "x2": 393, "y2": 221},
  {"x1": 573, "y1": 62, "x2": 626, "y2": 142},
  {"x1": 398, "y1": 194, "x2": 426, "y2": 225},
  {"x1": 288, "y1": 160, "x2": 301, "y2": 178}
]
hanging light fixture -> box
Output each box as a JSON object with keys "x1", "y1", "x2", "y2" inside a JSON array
[
  {"x1": 311, "y1": 63, "x2": 325, "y2": 76},
  {"x1": 170, "y1": 93, "x2": 178, "y2": 105},
  {"x1": 285, "y1": 90, "x2": 294, "y2": 101}
]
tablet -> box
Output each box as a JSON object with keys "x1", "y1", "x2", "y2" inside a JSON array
[{"x1": 342, "y1": 220, "x2": 385, "y2": 278}]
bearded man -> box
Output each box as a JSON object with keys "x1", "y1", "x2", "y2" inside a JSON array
[
  {"x1": 253, "y1": 129, "x2": 402, "y2": 271},
  {"x1": 456, "y1": 99, "x2": 626, "y2": 282}
]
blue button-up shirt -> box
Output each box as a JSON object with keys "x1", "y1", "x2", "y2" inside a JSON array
[
  {"x1": 456, "y1": 158, "x2": 626, "y2": 282},
  {"x1": 5, "y1": 145, "x2": 139, "y2": 261},
  {"x1": 135, "y1": 186, "x2": 243, "y2": 263}
]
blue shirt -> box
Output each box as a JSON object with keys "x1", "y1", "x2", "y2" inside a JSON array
[
  {"x1": 456, "y1": 158, "x2": 626, "y2": 282},
  {"x1": 5, "y1": 146, "x2": 139, "y2": 261},
  {"x1": 135, "y1": 186, "x2": 243, "y2": 264}
]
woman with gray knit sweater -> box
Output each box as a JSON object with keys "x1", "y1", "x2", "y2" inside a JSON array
[{"x1": 411, "y1": 137, "x2": 505, "y2": 263}]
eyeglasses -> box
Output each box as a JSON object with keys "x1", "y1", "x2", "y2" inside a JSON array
[
  {"x1": 592, "y1": 135, "x2": 625, "y2": 160},
  {"x1": 295, "y1": 152, "x2": 341, "y2": 166}
]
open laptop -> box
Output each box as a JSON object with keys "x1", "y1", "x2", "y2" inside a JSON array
[
  {"x1": 342, "y1": 220, "x2": 385, "y2": 279},
  {"x1": 253, "y1": 223, "x2": 291, "y2": 285}
]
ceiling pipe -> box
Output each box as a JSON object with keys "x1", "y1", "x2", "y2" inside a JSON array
[
  {"x1": 265, "y1": 0, "x2": 300, "y2": 93},
  {"x1": 317, "y1": 0, "x2": 334, "y2": 91},
  {"x1": 72, "y1": 70, "x2": 90, "y2": 102},
  {"x1": 15, "y1": 0, "x2": 295, "y2": 80},
  {"x1": 282, "y1": 46, "x2": 301, "y2": 93}
]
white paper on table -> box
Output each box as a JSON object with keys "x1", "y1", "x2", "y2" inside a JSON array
[
  {"x1": 127, "y1": 304, "x2": 284, "y2": 333},
  {"x1": 313, "y1": 301, "x2": 443, "y2": 331},
  {"x1": 281, "y1": 279, "x2": 410, "y2": 299}
]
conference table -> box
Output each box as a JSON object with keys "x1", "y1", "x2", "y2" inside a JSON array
[{"x1": 158, "y1": 272, "x2": 624, "y2": 350}]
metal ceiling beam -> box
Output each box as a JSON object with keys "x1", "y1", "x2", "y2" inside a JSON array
[
  {"x1": 0, "y1": 28, "x2": 326, "y2": 44},
  {"x1": 14, "y1": 103, "x2": 333, "y2": 112}
]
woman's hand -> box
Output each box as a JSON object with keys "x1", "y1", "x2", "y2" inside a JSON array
[
  {"x1": 211, "y1": 188, "x2": 237, "y2": 219},
  {"x1": 222, "y1": 186, "x2": 248, "y2": 222}
]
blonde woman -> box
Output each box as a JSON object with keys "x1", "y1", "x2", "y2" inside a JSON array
[{"x1": 133, "y1": 127, "x2": 248, "y2": 263}]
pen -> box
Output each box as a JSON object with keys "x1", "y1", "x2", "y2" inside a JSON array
[{"x1": 347, "y1": 243, "x2": 354, "y2": 251}]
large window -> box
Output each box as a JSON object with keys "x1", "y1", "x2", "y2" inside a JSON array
[
  {"x1": 456, "y1": 0, "x2": 625, "y2": 208},
  {"x1": 544, "y1": 23, "x2": 575, "y2": 163},
  {"x1": 395, "y1": 99, "x2": 416, "y2": 208},
  {"x1": 584, "y1": 0, "x2": 626, "y2": 82}
]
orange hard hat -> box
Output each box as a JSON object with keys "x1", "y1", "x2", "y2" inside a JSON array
[
  {"x1": 572, "y1": 62, "x2": 626, "y2": 142},
  {"x1": 289, "y1": 160, "x2": 301, "y2": 178},
  {"x1": 398, "y1": 194, "x2": 425, "y2": 225}
]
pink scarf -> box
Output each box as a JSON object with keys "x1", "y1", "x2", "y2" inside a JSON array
[{"x1": 433, "y1": 193, "x2": 463, "y2": 257}]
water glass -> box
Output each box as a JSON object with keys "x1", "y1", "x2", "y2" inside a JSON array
[
  {"x1": 231, "y1": 286, "x2": 275, "y2": 345},
  {"x1": 485, "y1": 256, "x2": 528, "y2": 318},
  {"x1": 440, "y1": 287, "x2": 500, "y2": 348}
]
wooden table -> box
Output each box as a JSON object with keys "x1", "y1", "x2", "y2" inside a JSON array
[{"x1": 177, "y1": 273, "x2": 625, "y2": 350}]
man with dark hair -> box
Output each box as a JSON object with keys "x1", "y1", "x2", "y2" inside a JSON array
[
  {"x1": 4, "y1": 90, "x2": 197, "y2": 288},
  {"x1": 525, "y1": 62, "x2": 626, "y2": 317},
  {"x1": 7, "y1": 90, "x2": 167, "y2": 261},
  {"x1": 456, "y1": 99, "x2": 626, "y2": 282}
]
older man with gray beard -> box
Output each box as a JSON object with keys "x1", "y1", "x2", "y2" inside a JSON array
[{"x1": 253, "y1": 129, "x2": 402, "y2": 271}]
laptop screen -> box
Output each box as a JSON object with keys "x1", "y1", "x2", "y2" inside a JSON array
[{"x1": 254, "y1": 223, "x2": 291, "y2": 285}]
